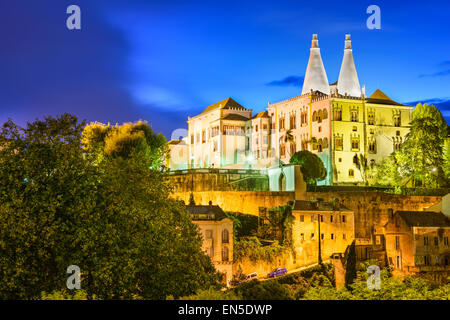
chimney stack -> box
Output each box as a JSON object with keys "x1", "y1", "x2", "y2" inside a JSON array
[{"x1": 301, "y1": 34, "x2": 330, "y2": 95}]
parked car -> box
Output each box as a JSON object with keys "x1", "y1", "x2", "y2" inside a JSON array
[
  {"x1": 268, "y1": 267, "x2": 287, "y2": 278},
  {"x1": 243, "y1": 272, "x2": 258, "y2": 282}
]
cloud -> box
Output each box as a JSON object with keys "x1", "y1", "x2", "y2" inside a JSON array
[
  {"x1": 0, "y1": 0, "x2": 188, "y2": 139},
  {"x1": 419, "y1": 60, "x2": 450, "y2": 78},
  {"x1": 266, "y1": 76, "x2": 304, "y2": 87}
]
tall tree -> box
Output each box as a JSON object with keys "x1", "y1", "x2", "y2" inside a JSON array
[
  {"x1": 289, "y1": 150, "x2": 327, "y2": 185},
  {"x1": 0, "y1": 114, "x2": 219, "y2": 299},
  {"x1": 401, "y1": 103, "x2": 447, "y2": 187}
]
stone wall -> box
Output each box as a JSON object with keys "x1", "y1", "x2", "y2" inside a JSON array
[{"x1": 171, "y1": 190, "x2": 442, "y2": 238}]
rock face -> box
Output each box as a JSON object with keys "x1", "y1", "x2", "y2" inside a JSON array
[
  {"x1": 337, "y1": 34, "x2": 361, "y2": 97},
  {"x1": 301, "y1": 34, "x2": 330, "y2": 95}
]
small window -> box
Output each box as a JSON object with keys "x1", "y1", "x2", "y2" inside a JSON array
[
  {"x1": 424, "y1": 236, "x2": 429, "y2": 246},
  {"x1": 343, "y1": 233, "x2": 346, "y2": 240},
  {"x1": 444, "y1": 236, "x2": 449, "y2": 246},
  {"x1": 338, "y1": 158, "x2": 342, "y2": 162},
  {"x1": 321, "y1": 233, "x2": 324, "y2": 240},
  {"x1": 222, "y1": 229, "x2": 229, "y2": 244},
  {"x1": 395, "y1": 236, "x2": 400, "y2": 250},
  {"x1": 330, "y1": 215, "x2": 333, "y2": 222},
  {"x1": 320, "y1": 215, "x2": 323, "y2": 222},
  {"x1": 342, "y1": 215, "x2": 346, "y2": 223},
  {"x1": 331, "y1": 233, "x2": 334, "y2": 240},
  {"x1": 222, "y1": 247, "x2": 229, "y2": 262},
  {"x1": 352, "y1": 126, "x2": 357, "y2": 132},
  {"x1": 300, "y1": 215, "x2": 304, "y2": 222},
  {"x1": 434, "y1": 237, "x2": 439, "y2": 247},
  {"x1": 311, "y1": 233, "x2": 315, "y2": 239},
  {"x1": 348, "y1": 169, "x2": 354, "y2": 178},
  {"x1": 206, "y1": 230, "x2": 213, "y2": 239}
]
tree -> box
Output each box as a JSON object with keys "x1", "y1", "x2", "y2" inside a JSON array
[
  {"x1": 400, "y1": 103, "x2": 447, "y2": 187},
  {"x1": 289, "y1": 150, "x2": 327, "y2": 185},
  {"x1": 82, "y1": 120, "x2": 167, "y2": 168},
  {"x1": 0, "y1": 114, "x2": 220, "y2": 299},
  {"x1": 235, "y1": 280, "x2": 292, "y2": 300}
]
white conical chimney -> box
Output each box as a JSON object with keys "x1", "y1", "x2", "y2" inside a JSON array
[
  {"x1": 301, "y1": 34, "x2": 330, "y2": 95},
  {"x1": 337, "y1": 34, "x2": 361, "y2": 97}
]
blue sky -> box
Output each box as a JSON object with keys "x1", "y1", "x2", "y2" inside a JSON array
[{"x1": 0, "y1": 0, "x2": 449, "y2": 138}]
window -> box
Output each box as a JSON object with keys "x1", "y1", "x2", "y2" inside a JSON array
[
  {"x1": 394, "y1": 113, "x2": 401, "y2": 127},
  {"x1": 444, "y1": 236, "x2": 449, "y2": 246},
  {"x1": 207, "y1": 247, "x2": 214, "y2": 258},
  {"x1": 351, "y1": 137, "x2": 360, "y2": 151},
  {"x1": 369, "y1": 140, "x2": 376, "y2": 154},
  {"x1": 290, "y1": 114, "x2": 296, "y2": 129},
  {"x1": 424, "y1": 236, "x2": 429, "y2": 246},
  {"x1": 300, "y1": 233, "x2": 304, "y2": 241},
  {"x1": 222, "y1": 229, "x2": 229, "y2": 244},
  {"x1": 434, "y1": 236, "x2": 438, "y2": 247},
  {"x1": 222, "y1": 247, "x2": 229, "y2": 262},
  {"x1": 350, "y1": 109, "x2": 359, "y2": 122},
  {"x1": 335, "y1": 136, "x2": 343, "y2": 151},
  {"x1": 321, "y1": 233, "x2": 324, "y2": 240},
  {"x1": 311, "y1": 233, "x2": 315, "y2": 239},
  {"x1": 331, "y1": 233, "x2": 334, "y2": 240},
  {"x1": 320, "y1": 215, "x2": 323, "y2": 222},
  {"x1": 279, "y1": 117, "x2": 285, "y2": 130},
  {"x1": 368, "y1": 112, "x2": 375, "y2": 125},
  {"x1": 352, "y1": 126, "x2": 357, "y2": 132},
  {"x1": 424, "y1": 255, "x2": 430, "y2": 266},
  {"x1": 312, "y1": 111, "x2": 318, "y2": 122},
  {"x1": 205, "y1": 230, "x2": 213, "y2": 239},
  {"x1": 280, "y1": 144, "x2": 286, "y2": 157},
  {"x1": 202, "y1": 130, "x2": 206, "y2": 143},
  {"x1": 318, "y1": 126, "x2": 322, "y2": 132},
  {"x1": 317, "y1": 110, "x2": 323, "y2": 123},
  {"x1": 342, "y1": 215, "x2": 346, "y2": 223},
  {"x1": 322, "y1": 109, "x2": 328, "y2": 120},
  {"x1": 334, "y1": 107, "x2": 342, "y2": 121},
  {"x1": 330, "y1": 215, "x2": 333, "y2": 223},
  {"x1": 190, "y1": 134, "x2": 194, "y2": 144},
  {"x1": 395, "y1": 236, "x2": 400, "y2": 250},
  {"x1": 343, "y1": 233, "x2": 346, "y2": 240},
  {"x1": 348, "y1": 169, "x2": 354, "y2": 178},
  {"x1": 396, "y1": 130, "x2": 400, "y2": 136},
  {"x1": 338, "y1": 158, "x2": 342, "y2": 162}
]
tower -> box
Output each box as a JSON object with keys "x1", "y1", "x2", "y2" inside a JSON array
[
  {"x1": 301, "y1": 34, "x2": 330, "y2": 95},
  {"x1": 337, "y1": 34, "x2": 361, "y2": 97}
]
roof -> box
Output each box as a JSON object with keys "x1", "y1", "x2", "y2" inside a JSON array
[
  {"x1": 330, "y1": 80, "x2": 338, "y2": 86},
  {"x1": 200, "y1": 97, "x2": 248, "y2": 115},
  {"x1": 293, "y1": 200, "x2": 352, "y2": 212},
  {"x1": 185, "y1": 204, "x2": 227, "y2": 221},
  {"x1": 252, "y1": 111, "x2": 269, "y2": 119},
  {"x1": 397, "y1": 211, "x2": 450, "y2": 227},
  {"x1": 366, "y1": 89, "x2": 404, "y2": 106},
  {"x1": 221, "y1": 114, "x2": 250, "y2": 121}
]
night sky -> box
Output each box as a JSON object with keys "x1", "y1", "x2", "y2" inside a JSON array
[{"x1": 1, "y1": 0, "x2": 449, "y2": 138}]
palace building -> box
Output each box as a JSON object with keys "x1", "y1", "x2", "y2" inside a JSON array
[{"x1": 168, "y1": 34, "x2": 413, "y2": 186}]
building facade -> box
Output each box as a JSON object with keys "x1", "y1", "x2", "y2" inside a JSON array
[
  {"x1": 185, "y1": 202, "x2": 234, "y2": 286},
  {"x1": 168, "y1": 34, "x2": 413, "y2": 185},
  {"x1": 384, "y1": 210, "x2": 450, "y2": 281}
]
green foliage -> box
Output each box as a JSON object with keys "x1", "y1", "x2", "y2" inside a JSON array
[
  {"x1": 373, "y1": 103, "x2": 448, "y2": 187},
  {"x1": 0, "y1": 114, "x2": 219, "y2": 299},
  {"x1": 301, "y1": 267, "x2": 450, "y2": 300},
  {"x1": 234, "y1": 237, "x2": 285, "y2": 263},
  {"x1": 344, "y1": 241, "x2": 357, "y2": 289},
  {"x1": 289, "y1": 150, "x2": 327, "y2": 185},
  {"x1": 40, "y1": 289, "x2": 92, "y2": 300},
  {"x1": 266, "y1": 204, "x2": 294, "y2": 245},
  {"x1": 177, "y1": 287, "x2": 241, "y2": 300},
  {"x1": 82, "y1": 120, "x2": 167, "y2": 168},
  {"x1": 234, "y1": 280, "x2": 292, "y2": 300}
]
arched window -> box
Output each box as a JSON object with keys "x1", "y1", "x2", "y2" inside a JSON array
[
  {"x1": 317, "y1": 110, "x2": 323, "y2": 123},
  {"x1": 322, "y1": 109, "x2": 328, "y2": 120},
  {"x1": 323, "y1": 137, "x2": 329, "y2": 149},
  {"x1": 312, "y1": 111, "x2": 317, "y2": 122},
  {"x1": 222, "y1": 229, "x2": 229, "y2": 244},
  {"x1": 222, "y1": 247, "x2": 229, "y2": 262},
  {"x1": 317, "y1": 139, "x2": 323, "y2": 152}
]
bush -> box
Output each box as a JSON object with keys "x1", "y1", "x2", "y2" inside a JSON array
[{"x1": 235, "y1": 280, "x2": 292, "y2": 300}]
